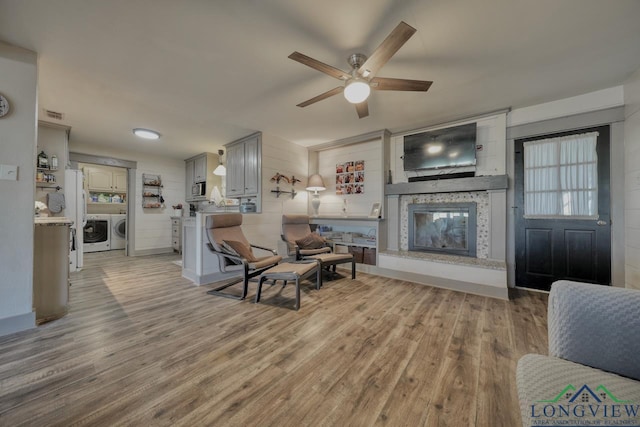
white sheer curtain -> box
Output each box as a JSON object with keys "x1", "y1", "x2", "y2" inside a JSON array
[{"x1": 524, "y1": 132, "x2": 598, "y2": 219}]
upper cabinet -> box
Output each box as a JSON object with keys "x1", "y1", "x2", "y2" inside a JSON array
[
  {"x1": 184, "y1": 152, "x2": 221, "y2": 202},
  {"x1": 226, "y1": 133, "x2": 261, "y2": 198},
  {"x1": 86, "y1": 166, "x2": 127, "y2": 193},
  {"x1": 193, "y1": 155, "x2": 207, "y2": 183}
]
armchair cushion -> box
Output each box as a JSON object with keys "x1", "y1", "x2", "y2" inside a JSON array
[
  {"x1": 222, "y1": 240, "x2": 257, "y2": 263},
  {"x1": 516, "y1": 280, "x2": 640, "y2": 427},
  {"x1": 548, "y1": 280, "x2": 640, "y2": 381},
  {"x1": 295, "y1": 233, "x2": 326, "y2": 250}
]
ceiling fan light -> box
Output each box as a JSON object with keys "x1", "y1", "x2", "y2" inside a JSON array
[{"x1": 344, "y1": 80, "x2": 371, "y2": 104}]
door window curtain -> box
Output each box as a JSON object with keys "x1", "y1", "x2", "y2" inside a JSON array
[{"x1": 523, "y1": 132, "x2": 598, "y2": 219}]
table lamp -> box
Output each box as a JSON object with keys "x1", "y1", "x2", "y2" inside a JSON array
[{"x1": 306, "y1": 174, "x2": 326, "y2": 217}]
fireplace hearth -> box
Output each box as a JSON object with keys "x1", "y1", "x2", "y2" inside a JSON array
[{"x1": 408, "y1": 202, "x2": 477, "y2": 257}]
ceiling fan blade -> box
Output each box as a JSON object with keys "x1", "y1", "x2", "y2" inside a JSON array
[
  {"x1": 358, "y1": 21, "x2": 416, "y2": 77},
  {"x1": 355, "y1": 101, "x2": 369, "y2": 119},
  {"x1": 288, "y1": 52, "x2": 351, "y2": 80},
  {"x1": 370, "y1": 77, "x2": 433, "y2": 91},
  {"x1": 296, "y1": 86, "x2": 344, "y2": 108}
]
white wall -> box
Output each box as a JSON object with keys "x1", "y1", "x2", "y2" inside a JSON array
[
  {"x1": 317, "y1": 138, "x2": 385, "y2": 217},
  {"x1": 0, "y1": 42, "x2": 38, "y2": 335},
  {"x1": 242, "y1": 133, "x2": 309, "y2": 250},
  {"x1": 390, "y1": 113, "x2": 507, "y2": 183},
  {"x1": 624, "y1": 69, "x2": 640, "y2": 290},
  {"x1": 68, "y1": 142, "x2": 186, "y2": 253}
]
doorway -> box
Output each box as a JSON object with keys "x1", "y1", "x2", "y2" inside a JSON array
[
  {"x1": 514, "y1": 125, "x2": 611, "y2": 291},
  {"x1": 69, "y1": 152, "x2": 137, "y2": 261}
]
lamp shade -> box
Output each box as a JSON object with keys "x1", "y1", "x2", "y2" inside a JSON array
[
  {"x1": 213, "y1": 149, "x2": 226, "y2": 176},
  {"x1": 306, "y1": 174, "x2": 326, "y2": 192}
]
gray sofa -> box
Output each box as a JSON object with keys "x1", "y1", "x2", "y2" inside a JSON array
[{"x1": 516, "y1": 280, "x2": 640, "y2": 426}]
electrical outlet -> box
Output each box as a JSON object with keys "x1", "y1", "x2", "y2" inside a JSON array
[{"x1": 0, "y1": 164, "x2": 18, "y2": 181}]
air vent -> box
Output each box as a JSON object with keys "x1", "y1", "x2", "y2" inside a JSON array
[{"x1": 43, "y1": 109, "x2": 64, "y2": 120}]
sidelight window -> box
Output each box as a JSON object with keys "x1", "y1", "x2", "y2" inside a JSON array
[{"x1": 523, "y1": 132, "x2": 598, "y2": 219}]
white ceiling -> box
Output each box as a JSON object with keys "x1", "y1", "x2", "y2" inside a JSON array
[{"x1": 1, "y1": 0, "x2": 639, "y2": 159}]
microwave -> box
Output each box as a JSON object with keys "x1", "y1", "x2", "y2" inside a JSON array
[{"x1": 192, "y1": 182, "x2": 206, "y2": 197}]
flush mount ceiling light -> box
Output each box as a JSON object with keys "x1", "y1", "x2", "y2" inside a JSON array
[{"x1": 133, "y1": 128, "x2": 160, "y2": 140}]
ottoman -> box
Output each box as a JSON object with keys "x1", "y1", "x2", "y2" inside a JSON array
[
  {"x1": 255, "y1": 260, "x2": 321, "y2": 310},
  {"x1": 306, "y1": 252, "x2": 356, "y2": 280}
]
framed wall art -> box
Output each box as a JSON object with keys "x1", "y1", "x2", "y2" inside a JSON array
[{"x1": 336, "y1": 160, "x2": 364, "y2": 195}]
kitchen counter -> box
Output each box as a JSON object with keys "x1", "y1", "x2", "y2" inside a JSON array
[
  {"x1": 35, "y1": 216, "x2": 73, "y2": 226},
  {"x1": 181, "y1": 213, "x2": 240, "y2": 285}
]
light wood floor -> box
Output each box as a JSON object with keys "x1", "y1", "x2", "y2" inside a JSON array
[{"x1": 0, "y1": 251, "x2": 548, "y2": 426}]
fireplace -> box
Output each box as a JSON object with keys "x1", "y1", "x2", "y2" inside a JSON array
[{"x1": 408, "y1": 202, "x2": 477, "y2": 257}]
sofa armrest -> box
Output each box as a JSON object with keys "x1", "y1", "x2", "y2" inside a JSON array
[{"x1": 548, "y1": 280, "x2": 640, "y2": 380}]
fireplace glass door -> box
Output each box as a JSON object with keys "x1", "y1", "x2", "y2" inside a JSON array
[{"x1": 408, "y1": 203, "x2": 477, "y2": 257}]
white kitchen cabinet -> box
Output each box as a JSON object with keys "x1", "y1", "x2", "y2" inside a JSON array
[
  {"x1": 225, "y1": 132, "x2": 261, "y2": 199},
  {"x1": 243, "y1": 136, "x2": 259, "y2": 195},
  {"x1": 86, "y1": 166, "x2": 128, "y2": 193},
  {"x1": 171, "y1": 216, "x2": 182, "y2": 254},
  {"x1": 185, "y1": 158, "x2": 195, "y2": 199},
  {"x1": 226, "y1": 142, "x2": 244, "y2": 197},
  {"x1": 184, "y1": 152, "x2": 221, "y2": 202},
  {"x1": 193, "y1": 155, "x2": 207, "y2": 183},
  {"x1": 113, "y1": 170, "x2": 127, "y2": 191},
  {"x1": 87, "y1": 167, "x2": 112, "y2": 191}
]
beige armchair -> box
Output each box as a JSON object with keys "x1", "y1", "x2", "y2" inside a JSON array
[
  {"x1": 205, "y1": 213, "x2": 282, "y2": 300},
  {"x1": 281, "y1": 214, "x2": 355, "y2": 280},
  {"x1": 281, "y1": 214, "x2": 331, "y2": 260}
]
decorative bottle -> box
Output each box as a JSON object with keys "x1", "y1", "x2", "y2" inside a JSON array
[{"x1": 37, "y1": 151, "x2": 48, "y2": 168}]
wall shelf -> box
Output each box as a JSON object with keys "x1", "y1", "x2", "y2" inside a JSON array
[
  {"x1": 142, "y1": 173, "x2": 164, "y2": 208},
  {"x1": 385, "y1": 174, "x2": 508, "y2": 195}
]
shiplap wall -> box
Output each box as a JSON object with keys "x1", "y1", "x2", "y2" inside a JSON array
[
  {"x1": 242, "y1": 133, "x2": 309, "y2": 249},
  {"x1": 390, "y1": 113, "x2": 507, "y2": 183},
  {"x1": 317, "y1": 139, "x2": 384, "y2": 217},
  {"x1": 624, "y1": 69, "x2": 640, "y2": 290},
  {"x1": 133, "y1": 157, "x2": 184, "y2": 251}
]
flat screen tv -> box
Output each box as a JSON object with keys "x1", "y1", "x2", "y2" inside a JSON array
[{"x1": 403, "y1": 123, "x2": 477, "y2": 171}]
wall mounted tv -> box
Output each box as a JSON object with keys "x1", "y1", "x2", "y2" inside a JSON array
[{"x1": 403, "y1": 123, "x2": 477, "y2": 171}]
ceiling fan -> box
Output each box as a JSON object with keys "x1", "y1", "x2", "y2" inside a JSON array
[{"x1": 289, "y1": 21, "x2": 433, "y2": 119}]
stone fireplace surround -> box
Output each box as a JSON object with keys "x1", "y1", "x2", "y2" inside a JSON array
[
  {"x1": 401, "y1": 192, "x2": 488, "y2": 258},
  {"x1": 378, "y1": 175, "x2": 509, "y2": 299}
]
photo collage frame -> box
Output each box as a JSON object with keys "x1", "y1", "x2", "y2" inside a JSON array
[{"x1": 336, "y1": 160, "x2": 364, "y2": 195}]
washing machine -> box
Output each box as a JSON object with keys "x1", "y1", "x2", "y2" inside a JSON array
[
  {"x1": 83, "y1": 214, "x2": 111, "y2": 253},
  {"x1": 110, "y1": 214, "x2": 126, "y2": 250}
]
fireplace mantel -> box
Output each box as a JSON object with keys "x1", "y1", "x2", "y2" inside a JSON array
[{"x1": 385, "y1": 174, "x2": 508, "y2": 195}]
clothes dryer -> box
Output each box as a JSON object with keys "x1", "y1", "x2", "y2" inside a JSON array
[
  {"x1": 110, "y1": 214, "x2": 126, "y2": 250},
  {"x1": 83, "y1": 214, "x2": 111, "y2": 252}
]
